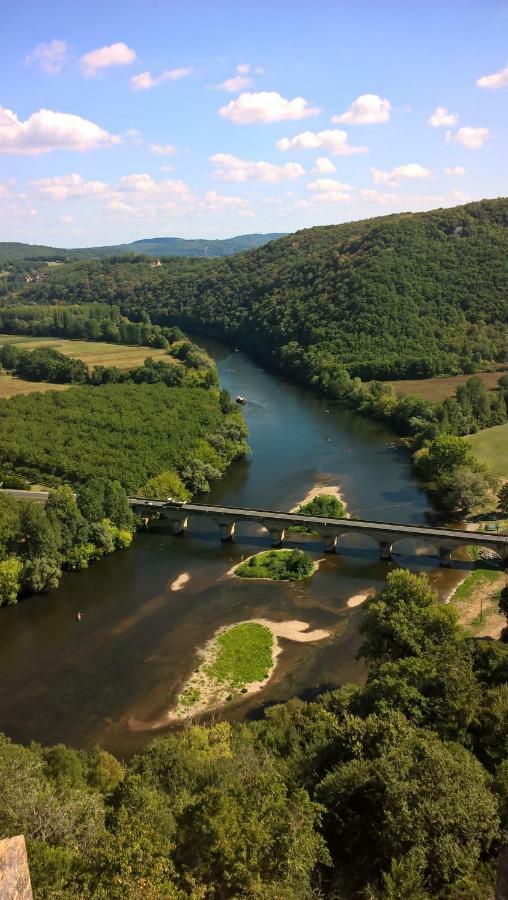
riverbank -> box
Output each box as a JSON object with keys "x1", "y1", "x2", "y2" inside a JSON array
[
  {"x1": 165, "y1": 618, "x2": 330, "y2": 723},
  {"x1": 448, "y1": 567, "x2": 507, "y2": 638}
]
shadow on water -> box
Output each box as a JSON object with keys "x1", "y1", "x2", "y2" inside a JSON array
[{"x1": 0, "y1": 339, "x2": 467, "y2": 756}]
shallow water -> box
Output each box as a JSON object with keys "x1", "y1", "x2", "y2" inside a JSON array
[{"x1": 0, "y1": 339, "x2": 468, "y2": 756}]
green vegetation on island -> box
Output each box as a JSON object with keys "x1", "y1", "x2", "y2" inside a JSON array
[
  {"x1": 208, "y1": 622, "x2": 274, "y2": 688},
  {"x1": 1, "y1": 568, "x2": 508, "y2": 897},
  {"x1": 235, "y1": 548, "x2": 315, "y2": 580},
  {"x1": 289, "y1": 492, "x2": 347, "y2": 534}
]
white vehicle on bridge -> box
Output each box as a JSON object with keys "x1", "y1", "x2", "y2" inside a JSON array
[{"x1": 166, "y1": 497, "x2": 186, "y2": 507}]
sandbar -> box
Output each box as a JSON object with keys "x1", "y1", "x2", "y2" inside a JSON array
[
  {"x1": 170, "y1": 572, "x2": 190, "y2": 591},
  {"x1": 346, "y1": 587, "x2": 376, "y2": 608}
]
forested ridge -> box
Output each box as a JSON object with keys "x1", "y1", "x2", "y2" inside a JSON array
[{"x1": 9, "y1": 198, "x2": 508, "y2": 380}]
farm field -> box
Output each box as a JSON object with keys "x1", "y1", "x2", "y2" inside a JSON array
[
  {"x1": 0, "y1": 373, "x2": 69, "y2": 399},
  {"x1": 466, "y1": 422, "x2": 508, "y2": 480},
  {"x1": 0, "y1": 334, "x2": 172, "y2": 369},
  {"x1": 387, "y1": 369, "x2": 507, "y2": 402}
]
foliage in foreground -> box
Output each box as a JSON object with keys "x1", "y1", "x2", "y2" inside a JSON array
[
  {"x1": 1, "y1": 569, "x2": 508, "y2": 897},
  {"x1": 236, "y1": 548, "x2": 315, "y2": 580}
]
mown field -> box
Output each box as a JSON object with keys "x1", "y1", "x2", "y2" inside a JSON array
[
  {"x1": 387, "y1": 370, "x2": 507, "y2": 402},
  {"x1": 0, "y1": 335, "x2": 173, "y2": 398},
  {"x1": 466, "y1": 422, "x2": 508, "y2": 480}
]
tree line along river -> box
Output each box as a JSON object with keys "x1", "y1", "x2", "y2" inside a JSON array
[{"x1": 0, "y1": 338, "x2": 468, "y2": 756}]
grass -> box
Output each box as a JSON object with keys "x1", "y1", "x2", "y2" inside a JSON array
[
  {"x1": 235, "y1": 548, "x2": 316, "y2": 581},
  {"x1": 0, "y1": 334, "x2": 171, "y2": 370},
  {"x1": 386, "y1": 370, "x2": 507, "y2": 403},
  {"x1": 0, "y1": 335, "x2": 174, "y2": 398},
  {"x1": 465, "y1": 422, "x2": 508, "y2": 480},
  {"x1": 206, "y1": 622, "x2": 274, "y2": 689},
  {"x1": 452, "y1": 568, "x2": 504, "y2": 603},
  {"x1": 0, "y1": 373, "x2": 70, "y2": 399}
]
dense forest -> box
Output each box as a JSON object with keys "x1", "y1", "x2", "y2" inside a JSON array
[
  {"x1": 8, "y1": 198, "x2": 508, "y2": 380},
  {"x1": 1, "y1": 569, "x2": 508, "y2": 898}
]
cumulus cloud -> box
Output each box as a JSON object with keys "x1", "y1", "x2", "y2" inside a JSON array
[
  {"x1": 204, "y1": 190, "x2": 251, "y2": 209},
  {"x1": 332, "y1": 94, "x2": 391, "y2": 125},
  {"x1": 360, "y1": 188, "x2": 399, "y2": 205},
  {"x1": 477, "y1": 63, "x2": 508, "y2": 89},
  {"x1": 149, "y1": 143, "x2": 176, "y2": 156},
  {"x1": 428, "y1": 106, "x2": 459, "y2": 127},
  {"x1": 371, "y1": 163, "x2": 432, "y2": 186},
  {"x1": 450, "y1": 189, "x2": 472, "y2": 203},
  {"x1": 444, "y1": 166, "x2": 465, "y2": 176},
  {"x1": 311, "y1": 157, "x2": 336, "y2": 174},
  {"x1": 219, "y1": 91, "x2": 320, "y2": 124},
  {"x1": 277, "y1": 129, "x2": 367, "y2": 156},
  {"x1": 29, "y1": 173, "x2": 109, "y2": 200},
  {"x1": 117, "y1": 173, "x2": 192, "y2": 200},
  {"x1": 210, "y1": 152, "x2": 305, "y2": 182},
  {"x1": 24, "y1": 39, "x2": 67, "y2": 75},
  {"x1": 0, "y1": 106, "x2": 120, "y2": 155},
  {"x1": 307, "y1": 178, "x2": 352, "y2": 191},
  {"x1": 80, "y1": 42, "x2": 136, "y2": 76},
  {"x1": 130, "y1": 67, "x2": 193, "y2": 91},
  {"x1": 446, "y1": 126, "x2": 489, "y2": 149},
  {"x1": 213, "y1": 64, "x2": 258, "y2": 92}
]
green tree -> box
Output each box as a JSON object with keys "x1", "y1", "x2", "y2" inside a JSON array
[
  {"x1": 0, "y1": 556, "x2": 23, "y2": 605},
  {"x1": 22, "y1": 556, "x2": 61, "y2": 593},
  {"x1": 316, "y1": 713, "x2": 498, "y2": 896},
  {"x1": 498, "y1": 483, "x2": 508, "y2": 516},
  {"x1": 140, "y1": 469, "x2": 190, "y2": 501},
  {"x1": 439, "y1": 467, "x2": 494, "y2": 514}
]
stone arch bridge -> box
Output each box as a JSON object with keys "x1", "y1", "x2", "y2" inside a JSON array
[{"x1": 129, "y1": 499, "x2": 508, "y2": 567}]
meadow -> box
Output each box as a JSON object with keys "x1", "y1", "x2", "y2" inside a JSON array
[
  {"x1": 387, "y1": 370, "x2": 507, "y2": 403},
  {"x1": 466, "y1": 422, "x2": 508, "y2": 480},
  {"x1": 0, "y1": 335, "x2": 172, "y2": 398}
]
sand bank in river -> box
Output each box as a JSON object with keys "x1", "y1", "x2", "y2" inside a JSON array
[
  {"x1": 290, "y1": 482, "x2": 347, "y2": 512},
  {"x1": 170, "y1": 572, "x2": 190, "y2": 591},
  {"x1": 347, "y1": 588, "x2": 376, "y2": 608},
  {"x1": 163, "y1": 618, "x2": 330, "y2": 724}
]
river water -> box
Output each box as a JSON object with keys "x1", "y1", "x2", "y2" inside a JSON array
[{"x1": 0, "y1": 339, "x2": 467, "y2": 756}]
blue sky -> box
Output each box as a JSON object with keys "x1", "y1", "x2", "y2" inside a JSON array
[{"x1": 0, "y1": 0, "x2": 507, "y2": 246}]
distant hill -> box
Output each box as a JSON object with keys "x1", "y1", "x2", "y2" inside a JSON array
[
  {"x1": 8, "y1": 198, "x2": 508, "y2": 380},
  {"x1": 0, "y1": 233, "x2": 286, "y2": 264}
]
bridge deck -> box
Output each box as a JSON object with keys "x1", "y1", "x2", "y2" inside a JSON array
[{"x1": 159, "y1": 502, "x2": 508, "y2": 548}]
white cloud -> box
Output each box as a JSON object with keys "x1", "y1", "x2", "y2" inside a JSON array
[
  {"x1": 444, "y1": 166, "x2": 465, "y2": 176},
  {"x1": 117, "y1": 174, "x2": 192, "y2": 200},
  {"x1": 450, "y1": 189, "x2": 472, "y2": 203},
  {"x1": 0, "y1": 106, "x2": 120, "y2": 155},
  {"x1": 446, "y1": 126, "x2": 489, "y2": 149},
  {"x1": 213, "y1": 64, "x2": 256, "y2": 92},
  {"x1": 0, "y1": 179, "x2": 15, "y2": 196},
  {"x1": 160, "y1": 164, "x2": 174, "y2": 173},
  {"x1": 219, "y1": 91, "x2": 320, "y2": 124},
  {"x1": 371, "y1": 163, "x2": 432, "y2": 186},
  {"x1": 277, "y1": 129, "x2": 367, "y2": 156},
  {"x1": 80, "y1": 42, "x2": 136, "y2": 77},
  {"x1": 311, "y1": 157, "x2": 336, "y2": 174},
  {"x1": 210, "y1": 152, "x2": 305, "y2": 182},
  {"x1": 307, "y1": 178, "x2": 352, "y2": 191},
  {"x1": 24, "y1": 39, "x2": 67, "y2": 75},
  {"x1": 204, "y1": 190, "x2": 250, "y2": 209},
  {"x1": 332, "y1": 94, "x2": 391, "y2": 125},
  {"x1": 360, "y1": 188, "x2": 399, "y2": 205},
  {"x1": 125, "y1": 128, "x2": 143, "y2": 147},
  {"x1": 428, "y1": 106, "x2": 459, "y2": 127},
  {"x1": 130, "y1": 67, "x2": 193, "y2": 91},
  {"x1": 149, "y1": 143, "x2": 176, "y2": 156},
  {"x1": 477, "y1": 63, "x2": 508, "y2": 89},
  {"x1": 29, "y1": 173, "x2": 109, "y2": 200}
]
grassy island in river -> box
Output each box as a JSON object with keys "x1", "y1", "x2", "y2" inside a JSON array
[
  {"x1": 235, "y1": 548, "x2": 316, "y2": 580},
  {"x1": 288, "y1": 492, "x2": 348, "y2": 535}
]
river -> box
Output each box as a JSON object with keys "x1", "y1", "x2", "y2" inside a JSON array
[{"x1": 0, "y1": 339, "x2": 467, "y2": 756}]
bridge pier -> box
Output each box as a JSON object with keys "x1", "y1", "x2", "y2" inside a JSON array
[
  {"x1": 378, "y1": 540, "x2": 392, "y2": 561},
  {"x1": 269, "y1": 527, "x2": 285, "y2": 547},
  {"x1": 171, "y1": 517, "x2": 187, "y2": 535},
  {"x1": 218, "y1": 522, "x2": 236, "y2": 542},
  {"x1": 323, "y1": 534, "x2": 338, "y2": 553},
  {"x1": 439, "y1": 547, "x2": 452, "y2": 567}
]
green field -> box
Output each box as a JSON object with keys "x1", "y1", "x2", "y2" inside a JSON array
[
  {"x1": 207, "y1": 622, "x2": 274, "y2": 689},
  {"x1": 387, "y1": 370, "x2": 507, "y2": 403},
  {"x1": 465, "y1": 422, "x2": 508, "y2": 479},
  {"x1": 0, "y1": 335, "x2": 172, "y2": 398}
]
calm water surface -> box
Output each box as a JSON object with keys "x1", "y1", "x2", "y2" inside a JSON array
[{"x1": 0, "y1": 340, "x2": 467, "y2": 756}]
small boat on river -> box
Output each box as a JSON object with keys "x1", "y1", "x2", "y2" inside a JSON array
[{"x1": 236, "y1": 396, "x2": 247, "y2": 405}]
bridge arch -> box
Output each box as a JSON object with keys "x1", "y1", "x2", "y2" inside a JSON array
[
  {"x1": 335, "y1": 531, "x2": 380, "y2": 562},
  {"x1": 391, "y1": 537, "x2": 441, "y2": 566}
]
